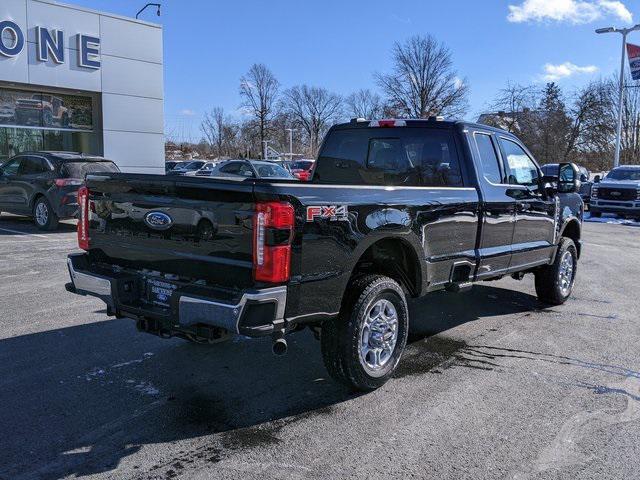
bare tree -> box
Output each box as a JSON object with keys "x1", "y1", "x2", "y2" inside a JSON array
[
  {"x1": 485, "y1": 82, "x2": 536, "y2": 133},
  {"x1": 603, "y1": 73, "x2": 640, "y2": 165},
  {"x1": 345, "y1": 89, "x2": 383, "y2": 119},
  {"x1": 239, "y1": 64, "x2": 280, "y2": 158},
  {"x1": 565, "y1": 81, "x2": 614, "y2": 163},
  {"x1": 281, "y1": 85, "x2": 343, "y2": 157},
  {"x1": 200, "y1": 107, "x2": 225, "y2": 157},
  {"x1": 375, "y1": 35, "x2": 469, "y2": 119}
]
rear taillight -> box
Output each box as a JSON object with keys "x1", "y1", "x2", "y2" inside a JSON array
[
  {"x1": 54, "y1": 178, "x2": 83, "y2": 187},
  {"x1": 77, "y1": 186, "x2": 90, "y2": 250},
  {"x1": 253, "y1": 201, "x2": 294, "y2": 283}
]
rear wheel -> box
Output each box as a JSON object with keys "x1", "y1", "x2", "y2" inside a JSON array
[
  {"x1": 33, "y1": 197, "x2": 59, "y2": 231},
  {"x1": 534, "y1": 237, "x2": 577, "y2": 305},
  {"x1": 320, "y1": 275, "x2": 409, "y2": 391}
]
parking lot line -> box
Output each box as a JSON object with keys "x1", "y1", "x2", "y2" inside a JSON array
[{"x1": 0, "y1": 227, "x2": 48, "y2": 239}]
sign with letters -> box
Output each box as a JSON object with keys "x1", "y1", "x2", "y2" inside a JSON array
[{"x1": 0, "y1": 20, "x2": 100, "y2": 69}]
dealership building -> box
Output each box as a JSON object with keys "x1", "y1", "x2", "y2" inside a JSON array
[{"x1": 0, "y1": 0, "x2": 164, "y2": 173}]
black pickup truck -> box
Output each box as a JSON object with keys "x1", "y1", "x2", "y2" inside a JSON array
[{"x1": 66, "y1": 118, "x2": 584, "y2": 391}]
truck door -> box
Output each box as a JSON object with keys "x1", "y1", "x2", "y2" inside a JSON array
[
  {"x1": 497, "y1": 137, "x2": 556, "y2": 269},
  {"x1": 471, "y1": 131, "x2": 516, "y2": 279}
]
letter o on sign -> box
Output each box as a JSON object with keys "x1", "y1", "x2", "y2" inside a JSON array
[{"x1": 0, "y1": 20, "x2": 25, "y2": 57}]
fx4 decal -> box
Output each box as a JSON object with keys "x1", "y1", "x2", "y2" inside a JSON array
[{"x1": 306, "y1": 205, "x2": 348, "y2": 222}]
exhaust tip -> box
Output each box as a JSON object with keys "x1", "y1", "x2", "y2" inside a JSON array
[{"x1": 272, "y1": 338, "x2": 288, "y2": 356}]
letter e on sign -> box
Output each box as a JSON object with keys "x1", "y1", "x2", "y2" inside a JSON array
[{"x1": 77, "y1": 34, "x2": 100, "y2": 69}]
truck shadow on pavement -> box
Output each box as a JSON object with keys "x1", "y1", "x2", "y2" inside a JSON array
[{"x1": 0, "y1": 285, "x2": 545, "y2": 479}]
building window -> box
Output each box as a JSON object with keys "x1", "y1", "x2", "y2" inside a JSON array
[
  {"x1": 0, "y1": 88, "x2": 94, "y2": 131},
  {"x1": 0, "y1": 86, "x2": 101, "y2": 161}
]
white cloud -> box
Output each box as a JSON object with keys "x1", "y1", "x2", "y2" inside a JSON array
[
  {"x1": 507, "y1": 0, "x2": 632, "y2": 24},
  {"x1": 542, "y1": 62, "x2": 599, "y2": 80},
  {"x1": 599, "y1": 0, "x2": 634, "y2": 23},
  {"x1": 179, "y1": 109, "x2": 196, "y2": 116}
]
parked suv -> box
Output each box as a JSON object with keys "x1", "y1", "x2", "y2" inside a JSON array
[
  {"x1": 207, "y1": 159, "x2": 295, "y2": 179},
  {"x1": 0, "y1": 152, "x2": 119, "y2": 230},
  {"x1": 590, "y1": 165, "x2": 640, "y2": 219}
]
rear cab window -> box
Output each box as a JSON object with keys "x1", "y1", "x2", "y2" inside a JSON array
[
  {"x1": 474, "y1": 133, "x2": 503, "y2": 184},
  {"x1": 315, "y1": 127, "x2": 463, "y2": 187},
  {"x1": 62, "y1": 160, "x2": 119, "y2": 179}
]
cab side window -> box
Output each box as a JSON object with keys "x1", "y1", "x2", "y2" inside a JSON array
[
  {"x1": 1, "y1": 158, "x2": 22, "y2": 175},
  {"x1": 500, "y1": 138, "x2": 540, "y2": 190},
  {"x1": 219, "y1": 162, "x2": 241, "y2": 174},
  {"x1": 19, "y1": 157, "x2": 49, "y2": 175},
  {"x1": 238, "y1": 163, "x2": 255, "y2": 177}
]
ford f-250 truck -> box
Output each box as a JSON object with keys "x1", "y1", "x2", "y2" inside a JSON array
[
  {"x1": 65, "y1": 118, "x2": 584, "y2": 391},
  {"x1": 590, "y1": 165, "x2": 640, "y2": 220}
]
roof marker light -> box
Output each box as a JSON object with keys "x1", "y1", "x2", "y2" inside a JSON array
[{"x1": 369, "y1": 119, "x2": 407, "y2": 127}]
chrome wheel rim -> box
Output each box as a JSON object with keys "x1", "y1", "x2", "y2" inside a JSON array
[
  {"x1": 359, "y1": 299, "x2": 399, "y2": 372},
  {"x1": 35, "y1": 202, "x2": 48, "y2": 226},
  {"x1": 558, "y1": 250, "x2": 574, "y2": 296}
]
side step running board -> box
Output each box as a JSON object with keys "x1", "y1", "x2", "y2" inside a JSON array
[{"x1": 445, "y1": 282, "x2": 473, "y2": 293}]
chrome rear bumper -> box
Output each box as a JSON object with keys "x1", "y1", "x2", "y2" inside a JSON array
[{"x1": 66, "y1": 253, "x2": 286, "y2": 335}]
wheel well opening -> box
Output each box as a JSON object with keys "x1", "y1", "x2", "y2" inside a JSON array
[
  {"x1": 350, "y1": 238, "x2": 421, "y2": 297},
  {"x1": 562, "y1": 220, "x2": 581, "y2": 258},
  {"x1": 30, "y1": 193, "x2": 45, "y2": 211}
]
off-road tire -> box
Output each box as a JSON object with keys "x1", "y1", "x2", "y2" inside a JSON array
[
  {"x1": 534, "y1": 237, "x2": 577, "y2": 305},
  {"x1": 33, "y1": 197, "x2": 59, "y2": 231},
  {"x1": 320, "y1": 274, "x2": 409, "y2": 391}
]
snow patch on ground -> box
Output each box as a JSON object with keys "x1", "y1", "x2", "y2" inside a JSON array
[
  {"x1": 133, "y1": 382, "x2": 160, "y2": 396},
  {"x1": 79, "y1": 353, "x2": 160, "y2": 396},
  {"x1": 584, "y1": 212, "x2": 640, "y2": 227},
  {"x1": 111, "y1": 352, "x2": 154, "y2": 369}
]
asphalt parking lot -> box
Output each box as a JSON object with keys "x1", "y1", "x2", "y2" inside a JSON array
[{"x1": 1, "y1": 214, "x2": 640, "y2": 480}]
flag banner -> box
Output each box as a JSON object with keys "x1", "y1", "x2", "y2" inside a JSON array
[{"x1": 627, "y1": 43, "x2": 640, "y2": 80}]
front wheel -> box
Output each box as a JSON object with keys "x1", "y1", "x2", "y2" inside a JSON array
[
  {"x1": 33, "y1": 197, "x2": 59, "y2": 231},
  {"x1": 320, "y1": 275, "x2": 409, "y2": 391},
  {"x1": 534, "y1": 237, "x2": 577, "y2": 305}
]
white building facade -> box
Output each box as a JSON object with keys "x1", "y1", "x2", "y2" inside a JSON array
[{"x1": 0, "y1": 0, "x2": 164, "y2": 173}]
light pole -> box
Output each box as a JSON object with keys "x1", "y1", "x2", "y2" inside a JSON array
[
  {"x1": 596, "y1": 24, "x2": 640, "y2": 168},
  {"x1": 285, "y1": 128, "x2": 296, "y2": 161},
  {"x1": 136, "y1": 3, "x2": 161, "y2": 19}
]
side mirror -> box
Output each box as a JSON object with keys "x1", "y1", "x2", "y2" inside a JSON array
[
  {"x1": 594, "y1": 175, "x2": 601, "y2": 183},
  {"x1": 558, "y1": 163, "x2": 580, "y2": 193}
]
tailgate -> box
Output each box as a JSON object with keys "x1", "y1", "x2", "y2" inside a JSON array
[{"x1": 85, "y1": 174, "x2": 256, "y2": 288}]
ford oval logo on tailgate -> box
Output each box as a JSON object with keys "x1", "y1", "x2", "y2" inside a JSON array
[{"x1": 144, "y1": 211, "x2": 173, "y2": 230}]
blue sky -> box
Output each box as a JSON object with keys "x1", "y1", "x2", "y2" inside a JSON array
[{"x1": 72, "y1": 0, "x2": 638, "y2": 142}]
